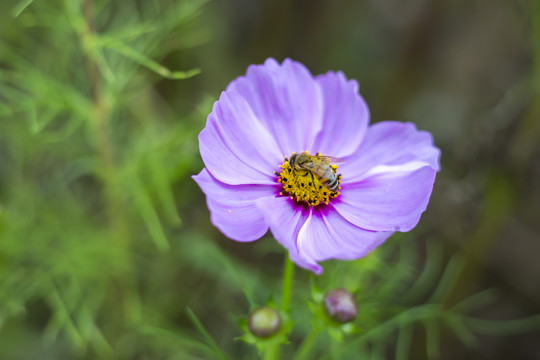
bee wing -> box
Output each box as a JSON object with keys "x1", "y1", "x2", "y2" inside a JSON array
[{"x1": 319, "y1": 155, "x2": 345, "y2": 164}]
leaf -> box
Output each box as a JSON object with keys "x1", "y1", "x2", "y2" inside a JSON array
[
  {"x1": 427, "y1": 255, "x2": 464, "y2": 303},
  {"x1": 374, "y1": 240, "x2": 418, "y2": 300},
  {"x1": 444, "y1": 315, "x2": 477, "y2": 348},
  {"x1": 424, "y1": 319, "x2": 440, "y2": 359},
  {"x1": 395, "y1": 324, "x2": 412, "y2": 360},
  {"x1": 464, "y1": 314, "x2": 540, "y2": 336},
  {"x1": 129, "y1": 174, "x2": 170, "y2": 251},
  {"x1": 146, "y1": 148, "x2": 182, "y2": 226},
  {"x1": 450, "y1": 288, "x2": 498, "y2": 313},
  {"x1": 44, "y1": 283, "x2": 86, "y2": 350},
  {"x1": 186, "y1": 308, "x2": 230, "y2": 360},
  {"x1": 400, "y1": 240, "x2": 444, "y2": 305},
  {"x1": 139, "y1": 325, "x2": 219, "y2": 357},
  {"x1": 99, "y1": 37, "x2": 201, "y2": 79},
  {"x1": 11, "y1": 0, "x2": 36, "y2": 18}
]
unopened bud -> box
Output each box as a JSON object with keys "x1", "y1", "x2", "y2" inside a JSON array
[
  {"x1": 248, "y1": 306, "x2": 281, "y2": 338},
  {"x1": 323, "y1": 288, "x2": 357, "y2": 324}
]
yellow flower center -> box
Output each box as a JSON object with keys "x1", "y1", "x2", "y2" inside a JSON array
[{"x1": 275, "y1": 151, "x2": 342, "y2": 206}]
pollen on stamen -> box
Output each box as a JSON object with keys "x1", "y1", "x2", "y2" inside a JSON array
[{"x1": 275, "y1": 152, "x2": 342, "y2": 207}]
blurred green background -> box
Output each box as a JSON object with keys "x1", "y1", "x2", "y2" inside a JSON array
[{"x1": 1, "y1": 0, "x2": 539, "y2": 359}]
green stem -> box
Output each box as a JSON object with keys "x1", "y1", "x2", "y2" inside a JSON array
[
  {"x1": 77, "y1": 0, "x2": 141, "y2": 326},
  {"x1": 263, "y1": 254, "x2": 295, "y2": 360},
  {"x1": 263, "y1": 346, "x2": 279, "y2": 360},
  {"x1": 281, "y1": 255, "x2": 295, "y2": 312},
  {"x1": 293, "y1": 328, "x2": 320, "y2": 360}
]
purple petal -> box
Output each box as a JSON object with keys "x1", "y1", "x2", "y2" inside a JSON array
[
  {"x1": 333, "y1": 166, "x2": 437, "y2": 232},
  {"x1": 199, "y1": 91, "x2": 283, "y2": 185},
  {"x1": 297, "y1": 205, "x2": 392, "y2": 265},
  {"x1": 312, "y1": 71, "x2": 369, "y2": 158},
  {"x1": 193, "y1": 169, "x2": 277, "y2": 241},
  {"x1": 226, "y1": 58, "x2": 324, "y2": 155},
  {"x1": 331, "y1": 121, "x2": 439, "y2": 232},
  {"x1": 256, "y1": 196, "x2": 323, "y2": 274},
  {"x1": 339, "y1": 121, "x2": 440, "y2": 183}
]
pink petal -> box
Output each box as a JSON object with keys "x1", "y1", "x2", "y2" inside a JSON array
[
  {"x1": 226, "y1": 58, "x2": 324, "y2": 156},
  {"x1": 334, "y1": 167, "x2": 437, "y2": 232},
  {"x1": 297, "y1": 205, "x2": 393, "y2": 265},
  {"x1": 199, "y1": 92, "x2": 282, "y2": 185},
  {"x1": 312, "y1": 71, "x2": 369, "y2": 158},
  {"x1": 339, "y1": 121, "x2": 440, "y2": 183},
  {"x1": 256, "y1": 196, "x2": 323, "y2": 274},
  {"x1": 193, "y1": 169, "x2": 277, "y2": 241},
  {"x1": 332, "y1": 121, "x2": 440, "y2": 232}
]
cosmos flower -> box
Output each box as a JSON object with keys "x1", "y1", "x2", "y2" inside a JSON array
[{"x1": 193, "y1": 58, "x2": 440, "y2": 274}]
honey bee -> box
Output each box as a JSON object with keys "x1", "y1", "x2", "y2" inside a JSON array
[{"x1": 289, "y1": 152, "x2": 343, "y2": 192}]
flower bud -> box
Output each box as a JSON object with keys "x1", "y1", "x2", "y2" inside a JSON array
[
  {"x1": 323, "y1": 288, "x2": 357, "y2": 324},
  {"x1": 248, "y1": 306, "x2": 281, "y2": 338}
]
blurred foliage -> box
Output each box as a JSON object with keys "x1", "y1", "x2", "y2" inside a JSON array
[
  {"x1": 0, "y1": 0, "x2": 213, "y2": 358},
  {"x1": 1, "y1": 0, "x2": 540, "y2": 359}
]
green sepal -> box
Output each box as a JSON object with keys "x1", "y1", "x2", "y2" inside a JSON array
[
  {"x1": 265, "y1": 292, "x2": 277, "y2": 308},
  {"x1": 308, "y1": 281, "x2": 360, "y2": 341},
  {"x1": 235, "y1": 310, "x2": 293, "y2": 354},
  {"x1": 310, "y1": 275, "x2": 324, "y2": 303}
]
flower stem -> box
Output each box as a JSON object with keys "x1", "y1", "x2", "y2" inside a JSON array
[
  {"x1": 263, "y1": 346, "x2": 279, "y2": 360},
  {"x1": 293, "y1": 328, "x2": 321, "y2": 360},
  {"x1": 281, "y1": 255, "x2": 295, "y2": 312},
  {"x1": 263, "y1": 254, "x2": 295, "y2": 360}
]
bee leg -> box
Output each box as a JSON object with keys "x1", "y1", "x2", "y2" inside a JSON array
[{"x1": 309, "y1": 172, "x2": 316, "y2": 186}]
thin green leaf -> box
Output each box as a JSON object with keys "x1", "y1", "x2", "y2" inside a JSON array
[
  {"x1": 100, "y1": 22, "x2": 158, "y2": 44},
  {"x1": 424, "y1": 319, "x2": 440, "y2": 359},
  {"x1": 11, "y1": 0, "x2": 36, "y2": 18},
  {"x1": 444, "y1": 315, "x2": 477, "y2": 348},
  {"x1": 130, "y1": 175, "x2": 169, "y2": 251},
  {"x1": 44, "y1": 284, "x2": 86, "y2": 350},
  {"x1": 147, "y1": 153, "x2": 182, "y2": 226},
  {"x1": 400, "y1": 240, "x2": 444, "y2": 305},
  {"x1": 77, "y1": 311, "x2": 114, "y2": 357},
  {"x1": 185, "y1": 308, "x2": 230, "y2": 360},
  {"x1": 182, "y1": 235, "x2": 259, "y2": 306},
  {"x1": 100, "y1": 38, "x2": 200, "y2": 79},
  {"x1": 139, "y1": 325, "x2": 219, "y2": 357},
  {"x1": 375, "y1": 240, "x2": 418, "y2": 299},
  {"x1": 427, "y1": 255, "x2": 464, "y2": 303},
  {"x1": 450, "y1": 288, "x2": 498, "y2": 313},
  {"x1": 464, "y1": 314, "x2": 540, "y2": 336},
  {"x1": 395, "y1": 324, "x2": 412, "y2": 360},
  {"x1": 370, "y1": 338, "x2": 386, "y2": 360},
  {"x1": 353, "y1": 304, "x2": 441, "y2": 346}
]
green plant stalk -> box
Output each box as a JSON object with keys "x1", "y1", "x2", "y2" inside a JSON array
[
  {"x1": 281, "y1": 255, "x2": 295, "y2": 312},
  {"x1": 77, "y1": 0, "x2": 141, "y2": 325},
  {"x1": 263, "y1": 254, "x2": 295, "y2": 360},
  {"x1": 80, "y1": 0, "x2": 126, "y2": 241},
  {"x1": 293, "y1": 328, "x2": 320, "y2": 360},
  {"x1": 263, "y1": 346, "x2": 279, "y2": 360}
]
